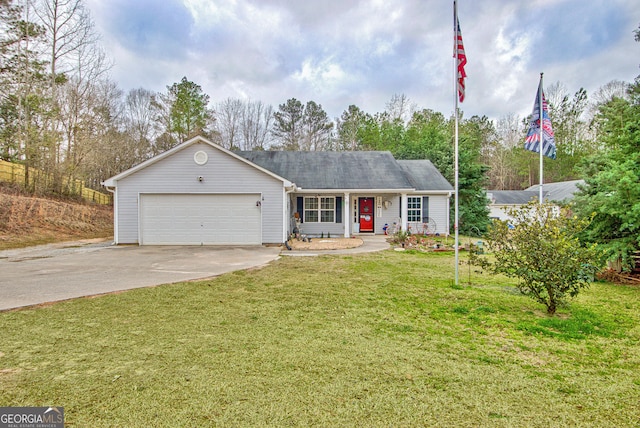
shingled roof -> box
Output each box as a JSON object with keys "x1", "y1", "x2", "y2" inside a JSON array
[
  {"x1": 526, "y1": 180, "x2": 584, "y2": 202},
  {"x1": 397, "y1": 160, "x2": 453, "y2": 191},
  {"x1": 237, "y1": 151, "x2": 451, "y2": 191},
  {"x1": 488, "y1": 190, "x2": 541, "y2": 205}
]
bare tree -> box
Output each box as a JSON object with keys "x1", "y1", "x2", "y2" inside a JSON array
[
  {"x1": 544, "y1": 81, "x2": 568, "y2": 116},
  {"x1": 241, "y1": 100, "x2": 273, "y2": 150},
  {"x1": 214, "y1": 97, "x2": 243, "y2": 149},
  {"x1": 23, "y1": 0, "x2": 111, "y2": 194},
  {"x1": 123, "y1": 88, "x2": 155, "y2": 161},
  {"x1": 31, "y1": 0, "x2": 100, "y2": 83},
  {"x1": 78, "y1": 79, "x2": 137, "y2": 188},
  {"x1": 495, "y1": 112, "x2": 522, "y2": 149},
  {"x1": 71, "y1": 79, "x2": 122, "y2": 174},
  {"x1": 484, "y1": 113, "x2": 515, "y2": 190},
  {"x1": 385, "y1": 93, "x2": 416, "y2": 124},
  {"x1": 57, "y1": 40, "x2": 110, "y2": 163},
  {"x1": 587, "y1": 80, "x2": 629, "y2": 121}
]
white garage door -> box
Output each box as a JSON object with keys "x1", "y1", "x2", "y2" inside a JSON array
[{"x1": 140, "y1": 193, "x2": 262, "y2": 245}]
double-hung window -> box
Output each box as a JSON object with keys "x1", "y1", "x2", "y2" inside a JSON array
[
  {"x1": 320, "y1": 197, "x2": 335, "y2": 223},
  {"x1": 407, "y1": 197, "x2": 422, "y2": 222},
  {"x1": 304, "y1": 196, "x2": 335, "y2": 223}
]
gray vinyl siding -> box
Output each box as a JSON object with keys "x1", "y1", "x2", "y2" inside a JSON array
[
  {"x1": 376, "y1": 195, "x2": 402, "y2": 234},
  {"x1": 114, "y1": 142, "x2": 284, "y2": 244},
  {"x1": 366, "y1": 194, "x2": 449, "y2": 235},
  {"x1": 417, "y1": 194, "x2": 449, "y2": 235},
  {"x1": 291, "y1": 194, "x2": 344, "y2": 238}
]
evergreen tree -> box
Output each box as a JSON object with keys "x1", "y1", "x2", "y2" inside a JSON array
[
  {"x1": 573, "y1": 81, "x2": 640, "y2": 271},
  {"x1": 456, "y1": 115, "x2": 491, "y2": 235},
  {"x1": 153, "y1": 76, "x2": 213, "y2": 151},
  {"x1": 168, "y1": 77, "x2": 212, "y2": 142},
  {"x1": 334, "y1": 104, "x2": 365, "y2": 151},
  {"x1": 403, "y1": 109, "x2": 452, "y2": 176},
  {"x1": 301, "y1": 100, "x2": 333, "y2": 151},
  {"x1": 272, "y1": 98, "x2": 304, "y2": 150}
]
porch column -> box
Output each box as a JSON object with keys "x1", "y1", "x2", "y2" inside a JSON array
[
  {"x1": 401, "y1": 193, "x2": 408, "y2": 231},
  {"x1": 343, "y1": 192, "x2": 350, "y2": 237}
]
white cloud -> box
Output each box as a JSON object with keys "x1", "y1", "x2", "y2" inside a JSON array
[
  {"x1": 84, "y1": 0, "x2": 640, "y2": 122},
  {"x1": 490, "y1": 28, "x2": 532, "y2": 100},
  {"x1": 292, "y1": 57, "x2": 347, "y2": 89}
]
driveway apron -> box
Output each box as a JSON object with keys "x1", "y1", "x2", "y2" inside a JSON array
[
  {"x1": 0, "y1": 240, "x2": 281, "y2": 311},
  {"x1": 0, "y1": 236, "x2": 390, "y2": 311}
]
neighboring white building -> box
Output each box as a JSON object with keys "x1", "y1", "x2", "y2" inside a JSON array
[
  {"x1": 487, "y1": 191, "x2": 540, "y2": 223},
  {"x1": 487, "y1": 180, "x2": 584, "y2": 224},
  {"x1": 103, "y1": 136, "x2": 454, "y2": 245}
]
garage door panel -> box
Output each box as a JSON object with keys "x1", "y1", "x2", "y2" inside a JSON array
[{"x1": 140, "y1": 194, "x2": 261, "y2": 245}]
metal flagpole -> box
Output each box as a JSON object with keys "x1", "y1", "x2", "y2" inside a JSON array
[
  {"x1": 454, "y1": 98, "x2": 460, "y2": 284},
  {"x1": 538, "y1": 72, "x2": 544, "y2": 204},
  {"x1": 453, "y1": 0, "x2": 460, "y2": 285}
]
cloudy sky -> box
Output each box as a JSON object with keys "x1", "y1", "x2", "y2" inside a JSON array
[{"x1": 83, "y1": 0, "x2": 639, "y2": 121}]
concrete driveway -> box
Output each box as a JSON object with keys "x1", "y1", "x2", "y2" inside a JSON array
[{"x1": 0, "y1": 239, "x2": 281, "y2": 311}]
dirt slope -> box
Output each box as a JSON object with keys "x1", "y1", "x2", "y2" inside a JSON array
[{"x1": 0, "y1": 189, "x2": 113, "y2": 250}]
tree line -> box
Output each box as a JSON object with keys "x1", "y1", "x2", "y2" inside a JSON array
[{"x1": 1, "y1": 0, "x2": 638, "y2": 267}]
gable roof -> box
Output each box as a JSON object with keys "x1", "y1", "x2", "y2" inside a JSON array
[
  {"x1": 102, "y1": 137, "x2": 453, "y2": 194},
  {"x1": 487, "y1": 180, "x2": 585, "y2": 206},
  {"x1": 397, "y1": 160, "x2": 453, "y2": 191},
  {"x1": 526, "y1": 179, "x2": 584, "y2": 202},
  {"x1": 237, "y1": 151, "x2": 419, "y2": 191},
  {"x1": 488, "y1": 190, "x2": 540, "y2": 205},
  {"x1": 102, "y1": 136, "x2": 292, "y2": 187}
]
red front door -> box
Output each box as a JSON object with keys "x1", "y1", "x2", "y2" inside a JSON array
[{"x1": 359, "y1": 198, "x2": 374, "y2": 232}]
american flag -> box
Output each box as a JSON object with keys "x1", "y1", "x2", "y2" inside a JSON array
[
  {"x1": 524, "y1": 80, "x2": 556, "y2": 159},
  {"x1": 455, "y1": 12, "x2": 467, "y2": 103}
]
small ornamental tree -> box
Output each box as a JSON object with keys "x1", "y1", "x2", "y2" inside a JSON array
[{"x1": 474, "y1": 202, "x2": 602, "y2": 315}]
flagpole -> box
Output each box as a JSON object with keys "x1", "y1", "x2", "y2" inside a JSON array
[
  {"x1": 525, "y1": 74, "x2": 555, "y2": 182},
  {"x1": 538, "y1": 72, "x2": 544, "y2": 204},
  {"x1": 453, "y1": 0, "x2": 460, "y2": 286}
]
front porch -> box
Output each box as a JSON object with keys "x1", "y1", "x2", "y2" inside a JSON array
[{"x1": 289, "y1": 192, "x2": 451, "y2": 239}]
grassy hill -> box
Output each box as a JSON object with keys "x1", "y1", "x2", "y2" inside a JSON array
[{"x1": 0, "y1": 185, "x2": 113, "y2": 250}]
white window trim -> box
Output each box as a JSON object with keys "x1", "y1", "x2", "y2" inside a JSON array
[
  {"x1": 304, "y1": 196, "x2": 336, "y2": 223},
  {"x1": 407, "y1": 196, "x2": 422, "y2": 223}
]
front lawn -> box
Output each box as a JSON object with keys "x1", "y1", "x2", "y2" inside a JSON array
[{"x1": 1, "y1": 250, "x2": 638, "y2": 426}]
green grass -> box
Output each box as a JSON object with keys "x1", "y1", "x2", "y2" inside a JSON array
[{"x1": 1, "y1": 250, "x2": 639, "y2": 427}]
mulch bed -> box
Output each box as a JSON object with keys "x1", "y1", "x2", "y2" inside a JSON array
[{"x1": 287, "y1": 237, "x2": 363, "y2": 251}]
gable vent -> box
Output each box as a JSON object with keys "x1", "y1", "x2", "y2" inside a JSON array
[{"x1": 194, "y1": 151, "x2": 208, "y2": 165}]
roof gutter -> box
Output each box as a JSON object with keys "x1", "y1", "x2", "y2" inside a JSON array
[
  {"x1": 102, "y1": 182, "x2": 115, "y2": 194},
  {"x1": 293, "y1": 188, "x2": 416, "y2": 194},
  {"x1": 293, "y1": 188, "x2": 453, "y2": 195}
]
